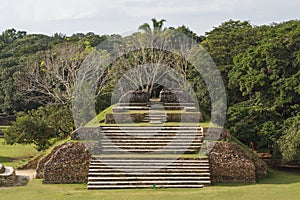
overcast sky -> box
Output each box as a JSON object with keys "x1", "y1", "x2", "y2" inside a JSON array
[{"x1": 1, "y1": 0, "x2": 299, "y2": 36}]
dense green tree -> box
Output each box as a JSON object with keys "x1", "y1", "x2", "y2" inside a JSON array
[
  {"x1": 226, "y1": 20, "x2": 300, "y2": 151},
  {"x1": 278, "y1": 114, "x2": 300, "y2": 161},
  {"x1": 170, "y1": 25, "x2": 203, "y2": 43},
  {"x1": 5, "y1": 105, "x2": 73, "y2": 151}
]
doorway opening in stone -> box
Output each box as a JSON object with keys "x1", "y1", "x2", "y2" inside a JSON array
[{"x1": 137, "y1": 83, "x2": 166, "y2": 99}]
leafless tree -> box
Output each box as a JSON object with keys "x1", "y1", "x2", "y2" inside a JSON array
[
  {"x1": 107, "y1": 31, "x2": 198, "y2": 100},
  {"x1": 15, "y1": 43, "x2": 87, "y2": 105}
]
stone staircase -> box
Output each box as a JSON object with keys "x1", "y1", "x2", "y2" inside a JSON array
[
  {"x1": 85, "y1": 126, "x2": 211, "y2": 189},
  {"x1": 143, "y1": 112, "x2": 167, "y2": 124},
  {"x1": 93, "y1": 126, "x2": 203, "y2": 154},
  {"x1": 88, "y1": 157, "x2": 210, "y2": 189}
]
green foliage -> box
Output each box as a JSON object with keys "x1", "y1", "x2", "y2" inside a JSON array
[
  {"x1": 5, "y1": 114, "x2": 53, "y2": 151},
  {"x1": 0, "y1": 28, "x2": 26, "y2": 45},
  {"x1": 0, "y1": 20, "x2": 299, "y2": 159},
  {"x1": 278, "y1": 115, "x2": 300, "y2": 161},
  {"x1": 203, "y1": 19, "x2": 300, "y2": 156},
  {"x1": 5, "y1": 105, "x2": 73, "y2": 151},
  {"x1": 172, "y1": 25, "x2": 203, "y2": 43}
]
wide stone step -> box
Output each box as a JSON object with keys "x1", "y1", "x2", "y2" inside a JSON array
[
  {"x1": 98, "y1": 143, "x2": 202, "y2": 146},
  {"x1": 89, "y1": 168, "x2": 210, "y2": 173},
  {"x1": 88, "y1": 176, "x2": 210, "y2": 181},
  {"x1": 99, "y1": 150, "x2": 200, "y2": 154},
  {"x1": 97, "y1": 144, "x2": 202, "y2": 148},
  {"x1": 101, "y1": 134, "x2": 203, "y2": 138},
  {"x1": 88, "y1": 172, "x2": 210, "y2": 176},
  {"x1": 100, "y1": 126, "x2": 203, "y2": 130},
  {"x1": 100, "y1": 133, "x2": 203, "y2": 140},
  {"x1": 99, "y1": 147, "x2": 200, "y2": 152},
  {"x1": 90, "y1": 162, "x2": 209, "y2": 166},
  {"x1": 145, "y1": 113, "x2": 167, "y2": 116},
  {"x1": 97, "y1": 137, "x2": 203, "y2": 141},
  {"x1": 95, "y1": 141, "x2": 203, "y2": 144},
  {"x1": 90, "y1": 161, "x2": 208, "y2": 166},
  {"x1": 114, "y1": 106, "x2": 149, "y2": 110},
  {"x1": 144, "y1": 117, "x2": 167, "y2": 119},
  {"x1": 100, "y1": 134, "x2": 203, "y2": 138},
  {"x1": 100, "y1": 144, "x2": 202, "y2": 147},
  {"x1": 163, "y1": 103, "x2": 196, "y2": 106},
  {"x1": 99, "y1": 143, "x2": 201, "y2": 146},
  {"x1": 102, "y1": 129, "x2": 202, "y2": 134},
  {"x1": 100, "y1": 139, "x2": 203, "y2": 142},
  {"x1": 99, "y1": 147, "x2": 201, "y2": 151},
  {"x1": 89, "y1": 165, "x2": 209, "y2": 170},
  {"x1": 90, "y1": 160, "x2": 209, "y2": 167},
  {"x1": 119, "y1": 103, "x2": 148, "y2": 106},
  {"x1": 102, "y1": 134, "x2": 201, "y2": 137},
  {"x1": 88, "y1": 180, "x2": 210, "y2": 185},
  {"x1": 89, "y1": 165, "x2": 210, "y2": 169},
  {"x1": 91, "y1": 158, "x2": 208, "y2": 162},
  {"x1": 87, "y1": 184, "x2": 204, "y2": 189}
]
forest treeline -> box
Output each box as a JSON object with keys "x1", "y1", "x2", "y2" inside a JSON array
[{"x1": 0, "y1": 19, "x2": 299, "y2": 161}]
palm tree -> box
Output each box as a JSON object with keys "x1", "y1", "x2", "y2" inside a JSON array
[{"x1": 138, "y1": 18, "x2": 167, "y2": 32}]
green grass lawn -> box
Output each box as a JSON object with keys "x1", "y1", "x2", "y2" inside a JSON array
[
  {"x1": 0, "y1": 169, "x2": 299, "y2": 200},
  {"x1": 0, "y1": 138, "x2": 39, "y2": 167}
]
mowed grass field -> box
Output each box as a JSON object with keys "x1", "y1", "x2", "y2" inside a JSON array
[
  {"x1": 0, "y1": 137, "x2": 299, "y2": 200},
  {"x1": 0, "y1": 138, "x2": 39, "y2": 167},
  {"x1": 0, "y1": 170, "x2": 299, "y2": 200}
]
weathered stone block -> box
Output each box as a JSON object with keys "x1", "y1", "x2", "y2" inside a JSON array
[
  {"x1": 36, "y1": 142, "x2": 91, "y2": 184},
  {"x1": 208, "y1": 142, "x2": 267, "y2": 183},
  {"x1": 105, "y1": 113, "x2": 145, "y2": 124},
  {"x1": 0, "y1": 166, "x2": 16, "y2": 187},
  {"x1": 119, "y1": 91, "x2": 150, "y2": 103},
  {"x1": 160, "y1": 90, "x2": 193, "y2": 103}
]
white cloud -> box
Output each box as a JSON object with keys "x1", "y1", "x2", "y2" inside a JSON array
[{"x1": 0, "y1": 0, "x2": 299, "y2": 35}]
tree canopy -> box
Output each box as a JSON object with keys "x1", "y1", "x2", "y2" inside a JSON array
[{"x1": 1, "y1": 19, "x2": 299, "y2": 161}]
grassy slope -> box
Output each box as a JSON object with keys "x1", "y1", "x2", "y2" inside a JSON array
[{"x1": 0, "y1": 169, "x2": 299, "y2": 200}]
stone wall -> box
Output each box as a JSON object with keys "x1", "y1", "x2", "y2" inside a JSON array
[
  {"x1": 203, "y1": 128, "x2": 231, "y2": 141},
  {"x1": 36, "y1": 142, "x2": 91, "y2": 184},
  {"x1": 36, "y1": 145, "x2": 63, "y2": 179},
  {"x1": 106, "y1": 112, "x2": 203, "y2": 123},
  {"x1": 208, "y1": 142, "x2": 267, "y2": 183},
  {"x1": 0, "y1": 165, "x2": 16, "y2": 187},
  {"x1": 167, "y1": 112, "x2": 202, "y2": 122},
  {"x1": 105, "y1": 113, "x2": 145, "y2": 124},
  {"x1": 119, "y1": 91, "x2": 150, "y2": 103},
  {"x1": 160, "y1": 90, "x2": 193, "y2": 103},
  {"x1": 71, "y1": 127, "x2": 101, "y2": 141},
  {"x1": 0, "y1": 164, "x2": 4, "y2": 173}
]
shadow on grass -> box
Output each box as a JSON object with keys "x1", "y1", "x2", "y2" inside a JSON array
[
  {"x1": 212, "y1": 182, "x2": 256, "y2": 187},
  {"x1": 0, "y1": 156, "x2": 15, "y2": 164},
  {"x1": 257, "y1": 168, "x2": 300, "y2": 184},
  {"x1": 213, "y1": 169, "x2": 300, "y2": 187}
]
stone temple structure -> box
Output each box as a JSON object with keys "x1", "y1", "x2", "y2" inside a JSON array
[{"x1": 36, "y1": 90, "x2": 267, "y2": 189}]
